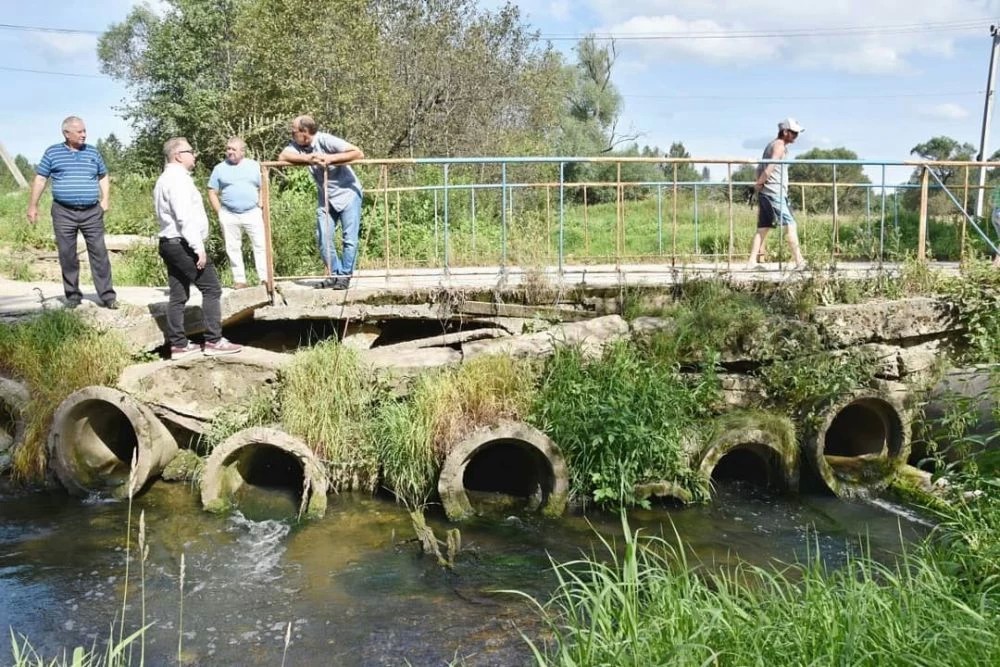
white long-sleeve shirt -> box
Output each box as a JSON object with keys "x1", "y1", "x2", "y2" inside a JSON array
[{"x1": 154, "y1": 163, "x2": 210, "y2": 254}]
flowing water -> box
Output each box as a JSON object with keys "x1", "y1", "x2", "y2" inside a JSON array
[{"x1": 0, "y1": 480, "x2": 930, "y2": 666}]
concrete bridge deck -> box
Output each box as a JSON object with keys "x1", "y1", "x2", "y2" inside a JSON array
[{"x1": 0, "y1": 261, "x2": 962, "y2": 315}]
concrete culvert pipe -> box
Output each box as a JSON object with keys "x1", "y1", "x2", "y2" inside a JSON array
[
  {"x1": 200, "y1": 427, "x2": 329, "y2": 520},
  {"x1": 699, "y1": 420, "x2": 799, "y2": 495},
  {"x1": 0, "y1": 377, "x2": 30, "y2": 472},
  {"x1": 47, "y1": 386, "x2": 179, "y2": 498},
  {"x1": 807, "y1": 391, "x2": 909, "y2": 498},
  {"x1": 438, "y1": 421, "x2": 569, "y2": 522}
]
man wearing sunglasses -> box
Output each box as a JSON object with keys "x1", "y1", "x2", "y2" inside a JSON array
[{"x1": 154, "y1": 138, "x2": 243, "y2": 361}]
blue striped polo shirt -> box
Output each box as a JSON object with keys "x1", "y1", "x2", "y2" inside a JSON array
[{"x1": 36, "y1": 143, "x2": 107, "y2": 207}]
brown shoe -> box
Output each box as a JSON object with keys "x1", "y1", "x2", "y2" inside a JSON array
[{"x1": 232, "y1": 282, "x2": 248, "y2": 290}]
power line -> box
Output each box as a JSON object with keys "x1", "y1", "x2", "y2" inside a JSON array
[
  {"x1": 539, "y1": 18, "x2": 995, "y2": 41},
  {"x1": 623, "y1": 90, "x2": 984, "y2": 101},
  {"x1": 0, "y1": 22, "x2": 103, "y2": 35},
  {"x1": 0, "y1": 65, "x2": 106, "y2": 79}
]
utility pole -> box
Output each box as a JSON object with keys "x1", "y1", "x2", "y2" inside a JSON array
[
  {"x1": 975, "y1": 24, "x2": 1000, "y2": 219},
  {"x1": 0, "y1": 140, "x2": 28, "y2": 189}
]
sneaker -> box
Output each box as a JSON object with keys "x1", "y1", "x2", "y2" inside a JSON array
[
  {"x1": 103, "y1": 299, "x2": 119, "y2": 310},
  {"x1": 65, "y1": 297, "x2": 82, "y2": 309},
  {"x1": 170, "y1": 342, "x2": 201, "y2": 361},
  {"x1": 203, "y1": 337, "x2": 243, "y2": 357},
  {"x1": 332, "y1": 276, "x2": 351, "y2": 290},
  {"x1": 314, "y1": 277, "x2": 340, "y2": 289}
]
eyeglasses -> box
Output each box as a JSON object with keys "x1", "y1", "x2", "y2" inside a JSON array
[{"x1": 178, "y1": 149, "x2": 196, "y2": 156}]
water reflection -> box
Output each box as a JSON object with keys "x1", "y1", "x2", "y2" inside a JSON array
[{"x1": 0, "y1": 480, "x2": 930, "y2": 666}]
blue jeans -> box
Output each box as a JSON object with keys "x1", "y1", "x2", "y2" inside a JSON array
[{"x1": 315, "y1": 193, "x2": 361, "y2": 275}]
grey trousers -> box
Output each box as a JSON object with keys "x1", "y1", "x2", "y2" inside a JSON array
[{"x1": 51, "y1": 202, "x2": 116, "y2": 303}]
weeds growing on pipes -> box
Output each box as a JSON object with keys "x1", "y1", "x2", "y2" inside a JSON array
[
  {"x1": 510, "y1": 512, "x2": 1000, "y2": 667},
  {"x1": 373, "y1": 355, "x2": 536, "y2": 507},
  {"x1": 200, "y1": 387, "x2": 281, "y2": 454},
  {"x1": 280, "y1": 341, "x2": 382, "y2": 492},
  {"x1": 530, "y1": 341, "x2": 719, "y2": 509},
  {"x1": 0, "y1": 311, "x2": 131, "y2": 483}
]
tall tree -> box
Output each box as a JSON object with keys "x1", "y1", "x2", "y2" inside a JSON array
[
  {"x1": 910, "y1": 136, "x2": 976, "y2": 185},
  {"x1": 98, "y1": 0, "x2": 566, "y2": 163},
  {"x1": 788, "y1": 147, "x2": 870, "y2": 214}
]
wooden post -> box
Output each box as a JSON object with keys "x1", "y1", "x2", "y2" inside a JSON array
[
  {"x1": 727, "y1": 163, "x2": 734, "y2": 268},
  {"x1": 583, "y1": 185, "x2": 590, "y2": 256},
  {"x1": 918, "y1": 166, "x2": 929, "y2": 261},
  {"x1": 546, "y1": 184, "x2": 552, "y2": 263},
  {"x1": 260, "y1": 165, "x2": 275, "y2": 296},
  {"x1": 0, "y1": 141, "x2": 28, "y2": 189},
  {"x1": 961, "y1": 165, "x2": 969, "y2": 262},
  {"x1": 616, "y1": 162, "x2": 623, "y2": 264},
  {"x1": 382, "y1": 165, "x2": 390, "y2": 279},
  {"x1": 671, "y1": 162, "x2": 678, "y2": 266}
]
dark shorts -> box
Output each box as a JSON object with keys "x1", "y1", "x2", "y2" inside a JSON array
[{"x1": 758, "y1": 193, "x2": 796, "y2": 229}]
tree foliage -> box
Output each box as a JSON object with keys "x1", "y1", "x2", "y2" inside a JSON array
[
  {"x1": 98, "y1": 0, "x2": 567, "y2": 165},
  {"x1": 788, "y1": 147, "x2": 871, "y2": 214}
]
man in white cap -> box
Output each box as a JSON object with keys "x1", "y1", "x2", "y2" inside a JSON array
[{"x1": 747, "y1": 118, "x2": 806, "y2": 270}]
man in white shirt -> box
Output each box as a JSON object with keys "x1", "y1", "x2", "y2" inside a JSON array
[{"x1": 155, "y1": 137, "x2": 242, "y2": 360}]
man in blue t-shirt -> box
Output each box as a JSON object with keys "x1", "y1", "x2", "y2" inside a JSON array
[
  {"x1": 26, "y1": 116, "x2": 117, "y2": 308},
  {"x1": 207, "y1": 137, "x2": 267, "y2": 289},
  {"x1": 278, "y1": 115, "x2": 364, "y2": 290}
]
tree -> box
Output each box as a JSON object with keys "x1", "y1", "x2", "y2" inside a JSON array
[
  {"x1": 902, "y1": 136, "x2": 977, "y2": 214},
  {"x1": 98, "y1": 0, "x2": 566, "y2": 164},
  {"x1": 664, "y1": 142, "x2": 701, "y2": 183},
  {"x1": 788, "y1": 147, "x2": 870, "y2": 214},
  {"x1": 910, "y1": 136, "x2": 976, "y2": 185}
]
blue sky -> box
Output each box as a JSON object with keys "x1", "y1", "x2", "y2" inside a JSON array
[{"x1": 3, "y1": 0, "x2": 1000, "y2": 185}]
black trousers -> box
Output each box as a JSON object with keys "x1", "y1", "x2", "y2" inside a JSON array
[
  {"x1": 157, "y1": 238, "x2": 223, "y2": 348},
  {"x1": 51, "y1": 202, "x2": 116, "y2": 302}
]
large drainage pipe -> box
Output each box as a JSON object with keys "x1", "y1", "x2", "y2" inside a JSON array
[
  {"x1": 437, "y1": 421, "x2": 569, "y2": 521},
  {"x1": 200, "y1": 427, "x2": 329, "y2": 520},
  {"x1": 699, "y1": 415, "x2": 799, "y2": 495},
  {"x1": 806, "y1": 391, "x2": 909, "y2": 498},
  {"x1": 47, "y1": 386, "x2": 179, "y2": 498},
  {"x1": 0, "y1": 377, "x2": 30, "y2": 472}
]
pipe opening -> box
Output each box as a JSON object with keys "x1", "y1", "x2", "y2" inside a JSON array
[
  {"x1": 224, "y1": 443, "x2": 306, "y2": 518},
  {"x1": 823, "y1": 399, "x2": 902, "y2": 459},
  {"x1": 66, "y1": 400, "x2": 138, "y2": 488},
  {"x1": 0, "y1": 401, "x2": 16, "y2": 451},
  {"x1": 462, "y1": 438, "x2": 554, "y2": 512},
  {"x1": 711, "y1": 443, "x2": 782, "y2": 490}
]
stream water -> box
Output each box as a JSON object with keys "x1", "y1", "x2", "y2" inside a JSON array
[{"x1": 0, "y1": 480, "x2": 930, "y2": 666}]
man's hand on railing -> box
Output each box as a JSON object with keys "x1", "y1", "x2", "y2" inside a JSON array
[{"x1": 742, "y1": 186, "x2": 757, "y2": 208}]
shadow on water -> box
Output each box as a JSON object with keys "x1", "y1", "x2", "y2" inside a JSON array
[{"x1": 0, "y1": 479, "x2": 930, "y2": 666}]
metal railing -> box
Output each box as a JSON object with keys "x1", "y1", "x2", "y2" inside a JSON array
[{"x1": 255, "y1": 156, "x2": 1000, "y2": 292}]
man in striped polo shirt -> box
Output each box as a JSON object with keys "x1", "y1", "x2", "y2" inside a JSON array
[{"x1": 26, "y1": 116, "x2": 117, "y2": 309}]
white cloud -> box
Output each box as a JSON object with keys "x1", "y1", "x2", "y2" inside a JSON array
[
  {"x1": 918, "y1": 103, "x2": 970, "y2": 121},
  {"x1": 584, "y1": 0, "x2": 998, "y2": 73}
]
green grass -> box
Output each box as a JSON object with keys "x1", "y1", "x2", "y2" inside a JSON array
[
  {"x1": 530, "y1": 342, "x2": 720, "y2": 509},
  {"x1": 2, "y1": 174, "x2": 989, "y2": 286},
  {"x1": 0, "y1": 311, "x2": 132, "y2": 483},
  {"x1": 279, "y1": 341, "x2": 383, "y2": 492},
  {"x1": 374, "y1": 355, "x2": 537, "y2": 507},
  {"x1": 514, "y1": 506, "x2": 1000, "y2": 667}
]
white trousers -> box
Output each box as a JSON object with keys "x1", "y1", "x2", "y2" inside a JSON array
[{"x1": 219, "y1": 207, "x2": 268, "y2": 284}]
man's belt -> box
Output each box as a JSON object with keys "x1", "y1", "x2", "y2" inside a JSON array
[{"x1": 54, "y1": 201, "x2": 98, "y2": 211}]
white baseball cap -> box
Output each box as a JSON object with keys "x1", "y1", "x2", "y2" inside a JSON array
[{"x1": 778, "y1": 117, "x2": 804, "y2": 133}]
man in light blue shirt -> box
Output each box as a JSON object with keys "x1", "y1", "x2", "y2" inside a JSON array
[
  {"x1": 208, "y1": 137, "x2": 267, "y2": 289},
  {"x1": 278, "y1": 115, "x2": 364, "y2": 290}
]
